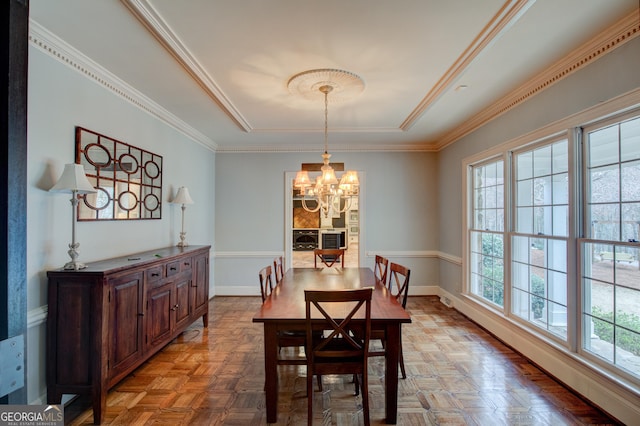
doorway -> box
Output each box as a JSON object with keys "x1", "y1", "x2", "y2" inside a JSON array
[{"x1": 285, "y1": 171, "x2": 364, "y2": 269}]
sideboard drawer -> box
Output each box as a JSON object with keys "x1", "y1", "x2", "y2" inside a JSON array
[
  {"x1": 166, "y1": 260, "x2": 182, "y2": 277},
  {"x1": 146, "y1": 265, "x2": 164, "y2": 282}
]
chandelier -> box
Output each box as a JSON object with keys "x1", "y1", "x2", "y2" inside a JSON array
[{"x1": 289, "y1": 69, "x2": 363, "y2": 218}]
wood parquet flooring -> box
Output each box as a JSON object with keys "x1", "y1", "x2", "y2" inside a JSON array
[{"x1": 64, "y1": 296, "x2": 620, "y2": 425}]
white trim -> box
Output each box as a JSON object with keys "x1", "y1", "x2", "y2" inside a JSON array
[
  {"x1": 27, "y1": 306, "x2": 48, "y2": 329},
  {"x1": 28, "y1": 21, "x2": 217, "y2": 152},
  {"x1": 215, "y1": 249, "x2": 462, "y2": 265}
]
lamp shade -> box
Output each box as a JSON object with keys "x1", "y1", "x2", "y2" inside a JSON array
[
  {"x1": 173, "y1": 186, "x2": 194, "y2": 205},
  {"x1": 50, "y1": 163, "x2": 97, "y2": 194}
]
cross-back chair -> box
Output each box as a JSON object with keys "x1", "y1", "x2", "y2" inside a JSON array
[
  {"x1": 370, "y1": 262, "x2": 410, "y2": 379},
  {"x1": 313, "y1": 248, "x2": 345, "y2": 268},
  {"x1": 273, "y1": 255, "x2": 284, "y2": 284},
  {"x1": 305, "y1": 288, "x2": 372, "y2": 426},
  {"x1": 374, "y1": 255, "x2": 389, "y2": 284},
  {"x1": 258, "y1": 265, "x2": 323, "y2": 391},
  {"x1": 258, "y1": 265, "x2": 273, "y2": 303}
]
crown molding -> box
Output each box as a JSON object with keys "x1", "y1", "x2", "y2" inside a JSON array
[
  {"x1": 214, "y1": 142, "x2": 438, "y2": 153},
  {"x1": 121, "y1": 0, "x2": 253, "y2": 132},
  {"x1": 400, "y1": 0, "x2": 535, "y2": 131},
  {"x1": 433, "y1": 10, "x2": 640, "y2": 151},
  {"x1": 28, "y1": 21, "x2": 218, "y2": 152}
]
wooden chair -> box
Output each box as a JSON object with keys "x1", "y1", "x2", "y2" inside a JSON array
[
  {"x1": 258, "y1": 265, "x2": 273, "y2": 303},
  {"x1": 273, "y1": 256, "x2": 284, "y2": 284},
  {"x1": 305, "y1": 288, "x2": 372, "y2": 426},
  {"x1": 313, "y1": 248, "x2": 345, "y2": 268},
  {"x1": 374, "y1": 255, "x2": 389, "y2": 284},
  {"x1": 370, "y1": 262, "x2": 410, "y2": 379},
  {"x1": 259, "y1": 265, "x2": 323, "y2": 390}
]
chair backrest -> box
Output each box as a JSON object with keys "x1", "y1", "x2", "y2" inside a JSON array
[
  {"x1": 273, "y1": 256, "x2": 284, "y2": 284},
  {"x1": 374, "y1": 255, "x2": 389, "y2": 284},
  {"x1": 259, "y1": 265, "x2": 274, "y2": 303},
  {"x1": 388, "y1": 262, "x2": 410, "y2": 308},
  {"x1": 313, "y1": 248, "x2": 345, "y2": 268},
  {"x1": 305, "y1": 288, "x2": 372, "y2": 364}
]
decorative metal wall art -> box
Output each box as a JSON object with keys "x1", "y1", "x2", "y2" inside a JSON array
[{"x1": 75, "y1": 127, "x2": 163, "y2": 220}]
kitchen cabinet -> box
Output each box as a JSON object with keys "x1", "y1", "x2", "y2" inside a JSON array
[{"x1": 46, "y1": 245, "x2": 210, "y2": 424}]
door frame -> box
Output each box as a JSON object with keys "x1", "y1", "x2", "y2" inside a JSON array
[{"x1": 284, "y1": 171, "x2": 365, "y2": 269}]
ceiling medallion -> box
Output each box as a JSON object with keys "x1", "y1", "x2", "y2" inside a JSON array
[
  {"x1": 290, "y1": 69, "x2": 362, "y2": 218},
  {"x1": 287, "y1": 68, "x2": 365, "y2": 103}
]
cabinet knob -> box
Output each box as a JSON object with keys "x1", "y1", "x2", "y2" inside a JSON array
[
  {"x1": 170, "y1": 267, "x2": 177, "y2": 271},
  {"x1": 151, "y1": 273, "x2": 160, "y2": 277}
]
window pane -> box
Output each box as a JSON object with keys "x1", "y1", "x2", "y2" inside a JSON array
[
  {"x1": 621, "y1": 204, "x2": 640, "y2": 242},
  {"x1": 614, "y1": 246, "x2": 640, "y2": 288},
  {"x1": 533, "y1": 206, "x2": 552, "y2": 235},
  {"x1": 591, "y1": 204, "x2": 620, "y2": 241},
  {"x1": 534, "y1": 176, "x2": 552, "y2": 205},
  {"x1": 552, "y1": 205, "x2": 568, "y2": 237},
  {"x1": 584, "y1": 279, "x2": 614, "y2": 315},
  {"x1": 616, "y1": 327, "x2": 640, "y2": 377},
  {"x1": 533, "y1": 145, "x2": 552, "y2": 176},
  {"x1": 548, "y1": 271, "x2": 567, "y2": 305},
  {"x1": 512, "y1": 235, "x2": 529, "y2": 263},
  {"x1": 513, "y1": 288, "x2": 530, "y2": 319},
  {"x1": 518, "y1": 151, "x2": 533, "y2": 180},
  {"x1": 517, "y1": 179, "x2": 533, "y2": 206},
  {"x1": 621, "y1": 160, "x2": 640, "y2": 202},
  {"x1": 589, "y1": 125, "x2": 619, "y2": 167},
  {"x1": 585, "y1": 316, "x2": 614, "y2": 362},
  {"x1": 552, "y1": 141, "x2": 569, "y2": 173},
  {"x1": 552, "y1": 173, "x2": 568, "y2": 204},
  {"x1": 517, "y1": 207, "x2": 533, "y2": 233},
  {"x1": 621, "y1": 117, "x2": 640, "y2": 162},
  {"x1": 590, "y1": 164, "x2": 620, "y2": 203},
  {"x1": 548, "y1": 239, "x2": 567, "y2": 272}
]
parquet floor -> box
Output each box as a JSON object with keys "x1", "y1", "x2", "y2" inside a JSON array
[{"x1": 65, "y1": 296, "x2": 620, "y2": 425}]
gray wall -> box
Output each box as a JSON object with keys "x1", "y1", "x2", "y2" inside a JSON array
[
  {"x1": 437, "y1": 37, "x2": 640, "y2": 296},
  {"x1": 26, "y1": 42, "x2": 215, "y2": 404},
  {"x1": 214, "y1": 151, "x2": 440, "y2": 294}
]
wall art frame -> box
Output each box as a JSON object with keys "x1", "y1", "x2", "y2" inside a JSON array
[{"x1": 75, "y1": 126, "x2": 163, "y2": 221}]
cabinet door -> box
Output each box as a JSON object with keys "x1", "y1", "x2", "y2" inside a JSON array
[
  {"x1": 146, "y1": 282, "x2": 174, "y2": 349},
  {"x1": 175, "y1": 277, "x2": 191, "y2": 329},
  {"x1": 108, "y1": 272, "x2": 144, "y2": 379},
  {"x1": 192, "y1": 252, "x2": 209, "y2": 316}
]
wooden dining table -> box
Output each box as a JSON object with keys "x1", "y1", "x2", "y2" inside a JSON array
[{"x1": 252, "y1": 267, "x2": 412, "y2": 424}]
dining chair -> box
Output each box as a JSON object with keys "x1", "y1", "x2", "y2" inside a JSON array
[
  {"x1": 374, "y1": 255, "x2": 389, "y2": 284},
  {"x1": 305, "y1": 288, "x2": 372, "y2": 426},
  {"x1": 369, "y1": 262, "x2": 410, "y2": 379},
  {"x1": 258, "y1": 265, "x2": 323, "y2": 390},
  {"x1": 258, "y1": 265, "x2": 274, "y2": 303},
  {"x1": 273, "y1": 255, "x2": 284, "y2": 284},
  {"x1": 313, "y1": 248, "x2": 345, "y2": 268}
]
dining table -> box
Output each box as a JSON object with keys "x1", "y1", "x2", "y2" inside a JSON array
[{"x1": 252, "y1": 267, "x2": 412, "y2": 424}]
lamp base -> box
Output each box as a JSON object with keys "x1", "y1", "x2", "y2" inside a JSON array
[
  {"x1": 176, "y1": 242, "x2": 189, "y2": 248},
  {"x1": 63, "y1": 261, "x2": 88, "y2": 270}
]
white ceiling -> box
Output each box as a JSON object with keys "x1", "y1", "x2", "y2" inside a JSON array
[{"x1": 29, "y1": 0, "x2": 639, "y2": 152}]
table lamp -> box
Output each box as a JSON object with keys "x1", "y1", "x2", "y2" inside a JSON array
[
  {"x1": 50, "y1": 163, "x2": 97, "y2": 270},
  {"x1": 172, "y1": 186, "x2": 194, "y2": 247}
]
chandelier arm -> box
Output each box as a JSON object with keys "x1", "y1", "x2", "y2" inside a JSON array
[
  {"x1": 332, "y1": 196, "x2": 354, "y2": 214},
  {"x1": 300, "y1": 197, "x2": 322, "y2": 213}
]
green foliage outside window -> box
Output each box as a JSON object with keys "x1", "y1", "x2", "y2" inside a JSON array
[{"x1": 592, "y1": 307, "x2": 640, "y2": 356}]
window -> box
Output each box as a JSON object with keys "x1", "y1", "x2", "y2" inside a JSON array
[
  {"x1": 581, "y1": 115, "x2": 640, "y2": 378},
  {"x1": 512, "y1": 140, "x2": 569, "y2": 339},
  {"x1": 469, "y1": 160, "x2": 505, "y2": 307},
  {"x1": 465, "y1": 109, "x2": 640, "y2": 383}
]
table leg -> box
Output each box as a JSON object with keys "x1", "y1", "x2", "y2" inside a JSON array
[
  {"x1": 384, "y1": 323, "x2": 400, "y2": 424},
  {"x1": 264, "y1": 323, "x2": 279, "y2": 423}
]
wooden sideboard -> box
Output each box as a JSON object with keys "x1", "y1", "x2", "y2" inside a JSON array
[{"x1": 46, "y1": 245, "x2": 210, "y2": 424}]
